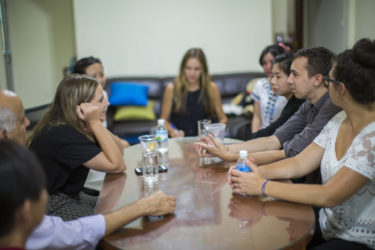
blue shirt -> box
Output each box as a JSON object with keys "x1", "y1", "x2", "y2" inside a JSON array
[{"x1": 26, "y1": 215, "x2": 105, "y2": 250}]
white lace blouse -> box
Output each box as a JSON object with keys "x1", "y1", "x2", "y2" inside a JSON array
[{"x1": 314, "y1": 111, "x2": 375, "y2": 248}]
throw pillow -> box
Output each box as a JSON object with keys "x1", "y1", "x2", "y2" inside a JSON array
[
  {"x1": 114, "y1": 101, "x2": 156, "y2": 121},
  {"x1": 109, "y1": 82, "x2": 148, "y2": 106}
]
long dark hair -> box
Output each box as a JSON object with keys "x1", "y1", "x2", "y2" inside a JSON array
[
  {"x1": 73, "y1": 56, "x2": 102, "y2": 74},
  {"x1": 273, "y1": 53, "x2": 293, "y2": 75},
  {"x1": 259, "y1": 44, "x2": 285, "y2": 66}
]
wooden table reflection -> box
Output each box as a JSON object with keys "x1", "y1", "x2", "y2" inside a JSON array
[{"x1": 96, "y1": 137, "x2": 315, "y2": 250}]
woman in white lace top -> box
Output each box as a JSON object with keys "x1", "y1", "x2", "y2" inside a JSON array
[{"x1": 228, "y1": 38, "x2": 375, "y2": 249}]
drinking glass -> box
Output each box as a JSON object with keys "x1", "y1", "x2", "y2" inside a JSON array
[
  {"x1": 208, "y1": 123, "x2": 226, "y2": 142},
  {"x1": 139, "y1": 135, "x2": 159, "y2": 182},
  {"x1": 197, "y1": 119, "x2": 211, "y2": 137},
  {"x1": 143, "y1": 181, "x2": 163, "y2": 220}
]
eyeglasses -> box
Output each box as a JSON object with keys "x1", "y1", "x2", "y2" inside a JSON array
[{"x1": 323, "y1": 76, "x2": 341, "y2": 86}]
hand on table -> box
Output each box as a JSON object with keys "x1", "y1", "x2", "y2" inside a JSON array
[
  {"x1": 194, "y1": 134, "x2": 230, "y2": 160},
  {"x1": 143, "y1": 191, "x2": 176, "y2": 216},
  {"x1": 228, "y1": 158, "x2": 266, "y2": 196}
]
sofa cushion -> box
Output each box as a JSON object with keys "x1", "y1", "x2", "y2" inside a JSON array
[
  {"x1": 106, "y1": 78, "x2": 163, "y2": 99},
  {"x1": 114, "y1": 101, "x2": 156, "y2": 121},
  {"x1": 109, "y1": 82, "x2": 148, "y2": 106}
]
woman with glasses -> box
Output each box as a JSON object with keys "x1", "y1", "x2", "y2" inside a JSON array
[{"x1": 229, "y1": 38, "x2": 375, "y2": 249}]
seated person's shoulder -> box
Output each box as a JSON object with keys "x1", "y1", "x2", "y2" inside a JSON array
[
  {"x1": 37, "y1": 124, "x2": 87, "y2": 142},
  {"x1": 251, "y1": 77, "x2": 268, "y2": 96},
  {"x1": 165, "y1": 82, "x2": 175, "y2": 92},
  {"x1": 210, "y1": 81, "x2": 219, "y2": 90},
  {"x1": 247, "y1": 77, "x2": 262, "y2": 92}
]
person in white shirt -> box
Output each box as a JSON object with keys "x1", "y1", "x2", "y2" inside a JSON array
[
  {"x1": 251, "y1": 44, "x2": 288, "y2": 133},
  {"x1": 228, "y1": 38, "x2": 375, "y2": 249},
  {"x1": 0, "y1": 89, "x2": 176, "y2": 250}
]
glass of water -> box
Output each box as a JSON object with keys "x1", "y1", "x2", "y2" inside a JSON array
[
  {"x1": 197, "y1": 119, "x2": 211, "y2": 137},
  {"x1": 208, "y1": 123, "x2": 226, "y2": 142},
  {"x1": 139, "y1": 135, "x2": 159, "y2": 183}
]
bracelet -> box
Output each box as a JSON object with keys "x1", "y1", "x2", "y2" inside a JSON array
[{"x1": 261, "y1": 179, "x2": 270, "y2": 197}]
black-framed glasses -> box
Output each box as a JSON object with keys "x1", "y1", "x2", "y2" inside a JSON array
[{"x1": 323, "y1": 76, "x2": 341, "y2": 86}]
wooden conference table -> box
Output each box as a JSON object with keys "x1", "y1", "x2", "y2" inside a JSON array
[{"x1": 95, "y1": 137, "x2": 315, "y2": 250}]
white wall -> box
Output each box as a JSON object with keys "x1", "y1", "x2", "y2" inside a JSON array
[
  {"x1": 73, "y1": 0, "x2": 272, "y2": 77},
  {"x1": 353, "y1": 0, "x2": 375, "y2": 44},
  {"x1": 272, "y1": 0, "x2": 288, "y2": 37},
  {"x1": 303, "y1": 0, "x2": 349, "y2": 53},
  {"x1": 272, "y1": 0, "x2": 295, "y2": 44},
  {"x1": 7, "y1": 0, "x2": 75, "y2": 108},
  {"x1": 303, "y1": 0, "x2": 375, "y2": 53}
]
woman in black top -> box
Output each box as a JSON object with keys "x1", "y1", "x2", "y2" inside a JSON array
[
  {"x1": 250, "y1": 53, "x2": 305, "y2": 139},
  {"x1": 161, "y1": 48, "x2": 227, "y2": 137},
  {"x1": 28, "y1": 74, "x2": 126, "y2": 220}
]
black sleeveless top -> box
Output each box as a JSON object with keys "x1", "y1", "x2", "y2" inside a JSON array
[{"x1": 171, "y1": 88, "x2": 211, "y2": 136}]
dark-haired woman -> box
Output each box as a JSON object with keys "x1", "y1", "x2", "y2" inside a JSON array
[
  {"x1": 250, "y1": 53, "x2": 305, "y2": 139},
  {"x1": 229, "y1": 38, "x2": 375, "y2": 249},
  {"x1": 161, "y1": 48, "x2": 227, "y2": 137},
  {"x1": 251, "y1": 45, "x2": 288, "y2": 133}
]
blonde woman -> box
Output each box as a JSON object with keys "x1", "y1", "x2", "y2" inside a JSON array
[
  {"x1": 28, "y1": 74, "x2": 126, "y2": 220},
  {"x1": 161, "y1": 48, "x2": 227, "y2": 137}
]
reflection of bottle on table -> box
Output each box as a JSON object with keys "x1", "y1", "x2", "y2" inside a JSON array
[{"x1": 238, "y1": 219, "x2": 250, "y2": 233}]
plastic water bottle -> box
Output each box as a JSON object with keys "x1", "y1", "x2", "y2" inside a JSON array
[
  {"x1": 236, "y1": 150, "x2": 251, "y2": 172},
  {"x1": 156, "y1": 119, "x2": 168, "y2": 155}
]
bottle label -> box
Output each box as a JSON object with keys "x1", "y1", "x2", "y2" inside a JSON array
[
  {"x1": 236, "y1": 163, "x2": 251, "y2": 172},
  {"x1": 156, "y1": 130, "x2": 168, "y2": 142}
]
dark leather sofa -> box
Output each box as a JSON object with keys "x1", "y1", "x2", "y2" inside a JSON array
[{"x1": 105, "y1": 72, "x2": 264, "y2": 142}]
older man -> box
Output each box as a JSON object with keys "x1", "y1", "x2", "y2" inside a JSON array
[{"x1": 0, "y1": 89, "x2": 176, "y2": 250}]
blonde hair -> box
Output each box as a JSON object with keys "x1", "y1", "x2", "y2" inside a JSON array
[
  {"x1": 174, "y1": 48, "x2": 216, "y2": 117},
  {"x1": 27, "y1": 74, "x2": 99, "y2": 145}
]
